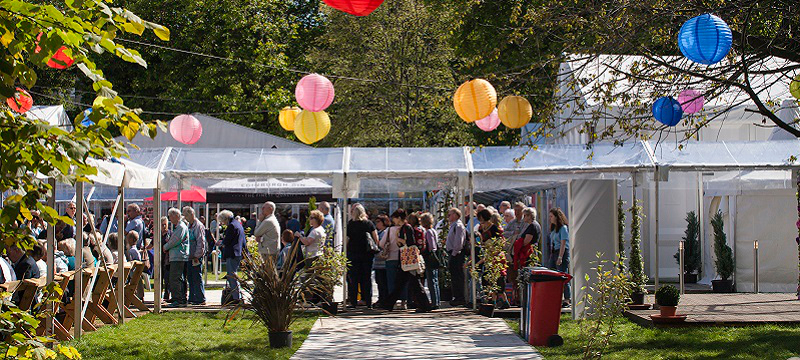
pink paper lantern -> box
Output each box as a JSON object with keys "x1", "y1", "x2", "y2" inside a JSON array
[
  {"x1": 678, "y1": 89, "x2": 704, "y2": 114},
  {"x1": 475, "y1": 108, "x2": 500, "y2": 132},
  {"x1": 295, "y1": 73, "x2": 335, "y2": 112},
  {"x1": 169, "y1": 114, "x2": 203, "y2": 145}
]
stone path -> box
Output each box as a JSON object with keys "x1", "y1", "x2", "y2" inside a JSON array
[
  {"x1": 291, "y1": 310, "x2": 541, "y2": 360},
  {"x1": 626, "y1": 293, "x2": 800, "y2": 325}
]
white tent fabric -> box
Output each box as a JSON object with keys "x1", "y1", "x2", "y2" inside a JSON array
[
  {"x1": 650, "y1": 140, "x2": 800, "y2": 171},
  {"x1": 208, "y1": 178, "x2": 332, "y2": 194},
  {"x1": 705, "y1": 171, "x2": 793, "y2": 195},
  {"x1": 26, "y1": 105, "x2": 73, "y2": 131}
]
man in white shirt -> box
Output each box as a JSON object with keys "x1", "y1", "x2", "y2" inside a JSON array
[{"x1": 254, "y1": 201, "x2": 280, "y2": 261}]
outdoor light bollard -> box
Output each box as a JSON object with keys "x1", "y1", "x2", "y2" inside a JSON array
[
  {"x1": 679, "y1": 240, "x2": 685, "y2": 295},
  {"x1": 754, "y1": 240, "x2": 759, "y2": 294}
]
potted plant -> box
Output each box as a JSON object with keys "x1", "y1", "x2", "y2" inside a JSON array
[
  {"x1": 674, "y1": 211, "x2": 701, "y2": 283},
  {"x1": 655, "y1": 284, "x2": 680, "y2": 317},
  {"x1": 711, "y1": 211, "x2": 735, "y2": 293},
  {"x1": 471, "y1": 236, "x2": 508, "y2": 317},
  {"x1": 628, "y1": 201, "x2": 649, "y2": 305},
  {"x1": 238, "y1": 244, "x2": 319, "y2": 348},
  {"x1": 312, "y1": 245, "x2": 349, "y2": 315}
]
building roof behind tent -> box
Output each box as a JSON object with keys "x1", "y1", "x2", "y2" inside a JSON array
[
  {"x1": 116, "y1": 113, "x2": 308, "y2": 149},
  {"x1": 26, "y1": 105, "x2": 73, "y2": 131}
]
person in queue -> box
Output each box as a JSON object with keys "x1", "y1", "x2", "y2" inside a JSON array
[
  {"x1": 217, "y1": 210, "x2": 245, "y2": 305},
  {"x1": 254, "y1": 201, "x2": 280, "y2": 262},
  {"x1": 183, "y1": 206, "x2": 207, "y2": 306},
  {"x1": 380, "y1": 209, "x2": 431, "y2": 313},
  {"x1": 164, "y1": 207, "x2": 189, "y2": 307},
  {"x1": 548, "y1": 207, "x2": 571, "y2": 308},
  {"x1": 420, "y1": 212, "x2": 440, "y2": 309},
  {"x1": 345, "y1": 203, "x2": 379, "y2": 309},
  {"x1": 373, "y1": 214, "x2": 390, "y2": 306},
  {"x1": 446, "y1": 208, "x2": 466, "y2": 306}
]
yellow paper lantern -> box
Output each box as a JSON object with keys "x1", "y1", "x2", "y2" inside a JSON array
[
  {"x1": 453, "y1": 79, "x2": 497, "y2": 123},
  {"x1": 498, "y1": 96, "x2": 533, "y2": 129},
  {"x1": 791, "y1": 75, "x2": 800, "y2": 99},
  {"x1": 294, "y1": 110, "x2": 331, "y2": 144},
  {"x1": 279, "y1": 106, "x2": 301, "y2": 131}
]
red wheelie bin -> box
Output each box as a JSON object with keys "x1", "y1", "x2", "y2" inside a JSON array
[{"x1": 520, "y1": 268, "x2": 572, "y2": 347}]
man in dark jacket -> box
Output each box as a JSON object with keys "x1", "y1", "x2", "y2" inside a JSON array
[
  {"x1": 7, "y1": 244, "x2": 41, "y2": 305},
  {"x1": 217, "y1": 210, "x2": 245, "y2": 304}
]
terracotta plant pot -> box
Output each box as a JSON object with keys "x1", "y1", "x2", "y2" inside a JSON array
[
  {"x1": 268, "y1": 331, "x2": 293, "y2": 348},
  {"x1": 659, "y1": 305, "x2": 677, "y2": 317}
]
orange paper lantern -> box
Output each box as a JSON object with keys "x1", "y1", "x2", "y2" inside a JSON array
[
  {"x1": 279, "y1": 106, "x2": 301, "y2": 131},
  {"x1": 498, "y1": 96, "x2": 532, "y2": 129},
  {"x1": 453, "y1": 79, "x2": 497, "y2": 123}
]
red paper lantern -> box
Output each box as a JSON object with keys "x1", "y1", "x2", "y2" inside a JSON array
[
  {"x1": 169, "y1": 114, "x2": 203, "y2": 145},
  {"x1": 34, "y1": 33, "x2": 74, "y2": 69},
  {"x1": 6, "y1": 88, "x2": 33, "y2": 114},
  {"x1": 322, "y1": 0, "x2": 384, "y2": 16}
]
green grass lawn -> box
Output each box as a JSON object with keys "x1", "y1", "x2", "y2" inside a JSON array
[
  {"x1": 506, "y1": 316, "x2": 800, "y2": 359},
  {"x1": 70, "y1": 312, "x2": 317, "y2": 360}
]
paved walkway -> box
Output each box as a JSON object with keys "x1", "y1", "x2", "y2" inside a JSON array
[
  {"x1": 627, "y1": 293, "x2": 800, "y2": 325},
  {"x1": 292, "y1": 309, "x2": 541, "y2": 360}
]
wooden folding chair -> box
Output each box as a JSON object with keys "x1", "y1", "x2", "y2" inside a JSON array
[
  {"x1": 49, "y1": 271, "x2": 76, "y2": 341},
  {"x1": 63, "y1": 268, "x2": 98, "y2": 332},
  {"x1": 124, "y1": 261, "x2": 149, "y2": 312},
  {"x1": 84, "y1": 265, "x2": 118, "y2": 325},
  {"x1": 17, "y1": 276, "x2": 47, "y2": 311},
  {"x1": 105, "y1": 262, "x2": 139, "y2": 318}
]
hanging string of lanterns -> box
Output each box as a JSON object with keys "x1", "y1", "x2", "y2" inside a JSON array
[
  {"x1": 323, "y1": 0, "x2": 385, "y2": 16},
  {"x1": 453, "y1": 79, "x2": 497, "y2": 123},
  {"x1": 498, "y1": 96, "x2": 533, "y2": 129},
  {"x1": 652, "y1": 96, "x2": 683, "y2": 127},
  {"x1": 278, "y1": 106, "x2": 301, "y2": 131},
  {"x1": 294, "y1": 110, "x2": 331, "y2": 145},
  {"x1": 475, "y1": 108, "x2": 500, "y2": 132},
  {"x1": 678, "y1": 14, "x2": 732, "y2": 66},
  {"x1": 285, "y1": 73, "x2": 336, "y2": 144}
]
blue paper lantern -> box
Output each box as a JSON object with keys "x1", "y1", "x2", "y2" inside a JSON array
[
  {"x1": 652, "y1": 97, "x2": 683, "y2": 126},
  {"x1": 678, "y1": 14, "x2": 732, "y2": 65},
  {"x1": 79, "y1": 108, "x2": 94, "y2": 127}
]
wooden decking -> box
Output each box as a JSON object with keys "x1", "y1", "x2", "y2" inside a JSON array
[{"x1": 625, "y1": 293, "x2": 800, "y2": 327}]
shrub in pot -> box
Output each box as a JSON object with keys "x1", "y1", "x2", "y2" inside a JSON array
[
  {"x1": 711, "y1": 212, "x2": 735, "y2": 293},
  {"x1": 238, "y1": 244, "x2": 319, "y2": 348},
  {"x1": 628, "y1": 201, "x2": 648, "y2": 304},
  {"x1": 655, "y1": 284, "x2": 680, "y2": 317},
  {"x1": 312, "y1": 245, "x2": 349, "y2": 314},
  {"x1": 470, "y1": 236, "x2": 508, "y2": 317},
  {"x1": 674, "y1": 211, "x2": 701, "y2": 283}
]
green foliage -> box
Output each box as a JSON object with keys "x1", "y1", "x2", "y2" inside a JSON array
[
  {"x1": 617, "y1": 198, "x2": 625, "y2": 272},
  {"x1": 627, "y1": 200, "x2": 647, "y2": 294},
  {"x1": 304, "y1": 196, "x2": 317, "y2": 234},
  {"x1": 579, "y1": 253, "x2": 632, "y2": 360},
  {"x1": 311, "y1": 245, "x2": 349, "y2": 302},
  {"x1": 675, "y1": 211, "x2": 701, "y2": 275},
  {"x1": 655, "y1": 284, "x2": 680, "y2": 307},
  {"x1": 471, "y1": 236, "x2": 507, "y2": 298},
  {"x1": 711, "y1": 211, "x2": 734, "y2": 281}
]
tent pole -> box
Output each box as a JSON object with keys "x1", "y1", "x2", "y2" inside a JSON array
[
  {"x1": 74, "y1": 182, "x2": 84, "y2": 339},
  {"x1": 216, "y1": 203, "x2": 221, "y2": 279},
  {"x1": 341, "y1": 198, "x2": 348, "y2": 309},
  {"x1": 654, "y1": 167, "x2": 660, "y2": 292},
  {"x1": 46, "y1": 178, "x2": 56, "y2": 336},
  {"x1": 154, "y1": 189, "x2": 162, "y2": 314},
  {"x1": 469, "y1": 186, "x2": 476, "y2": 311},
  {"x1": 204, "y1": 203, "x2": 209, "y2": 286},
  {"x1": 697, "y1": 172, "x2": 705, "y2": 283},
  {"x1": 117, "y1": 187, "x2": 125, "y2": 324}
]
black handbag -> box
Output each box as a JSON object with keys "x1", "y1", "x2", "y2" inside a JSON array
[{"x1": 366, "y1": 231, "x2": 380, "y2": 254}]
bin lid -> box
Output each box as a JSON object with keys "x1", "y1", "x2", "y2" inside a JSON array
[{"x1": 527, "y1": 267, "x2": 572, "y2": 282}]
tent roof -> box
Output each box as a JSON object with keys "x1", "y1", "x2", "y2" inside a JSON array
[
  {"x1": 26, "y1": 105, "x2": 73, "y2": 131},
  {"x1": 116, "y1": 113, "x2": 308, "y2": 149}
]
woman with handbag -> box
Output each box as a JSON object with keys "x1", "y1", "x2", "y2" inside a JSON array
[
  {"x1": 346, "y1": 203, "x2": 379, "y2": 309},
  {"x1": 379, "y1": 209, "x2": 432, "y2": 313},
  {"x1": 420, "y1": 213, "x2": 441, "y2": 309}
]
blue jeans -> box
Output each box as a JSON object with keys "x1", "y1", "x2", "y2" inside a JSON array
[
  {"x1": 226, "y1": 256, "x2": 242, "y2": 301},
  {"x1": 425, "y1": 268, "x2": 440, "y2": 307},
  {"x1": 187, "y1": 260, "x2": 205, "y2": 304},
  {"x1": 549, "y1": 249, "x2": 571, "y2": 301},
  {"x1": 385, "y1": 260, "x2": 405, "y2": 301}
]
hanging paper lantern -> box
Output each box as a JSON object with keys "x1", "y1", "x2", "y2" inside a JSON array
[
  {"x1": 294, "y1": 110, "x2": 331, "y2": 145},
  {"x1": 497, "y1": 96, "x2": 533, "y2": 129},
  {"x1": 34, "y1": 33, "x2": 75, "y2": 69},
  {"x1": 322, "y1": 0, "x2": 384, "y2": 16},
  {"x1": 278, "y1": 106, "x2": 301, "y2": 131},
  {"x1": 790, "y1": 75, "x2": 800, "y2": 99},
  {"x1": 678, "y1": 89, "x2": 705, "y2": 114},
  {"x1": 6, "y1": 87, "x2": 33, "y2": 114},
  {"x1": 453, "y1": 79, "x2": 497, "y2": 123},
  {"x1": 475, "y1": 108, "x2": 501, "y2": 132},
  {"x1": 678, "y1": 14, "x2": 732, "y2": 65},
  {"x1": 652, "y1": 96, "x2": 683, "y2": 127},
  {"x1": 79, "y1": 108, "x2": 94, "y2": 126},
  {"x1": 169, "y1": 114, "x2": 203, "y2": 145},
  {"x1": 295, "y1": 74, "x2": 335, "y2": 112}
]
